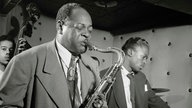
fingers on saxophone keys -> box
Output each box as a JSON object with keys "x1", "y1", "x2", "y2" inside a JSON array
[{"x1": 93, "y1": 94, "x2": 105, "y2": 108}]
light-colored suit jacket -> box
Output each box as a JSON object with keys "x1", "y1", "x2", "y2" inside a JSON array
[{"x1": 0, "y1": 40, "x2": 100, "y2": 108}]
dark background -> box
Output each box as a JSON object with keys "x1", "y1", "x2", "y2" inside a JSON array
[{"x1": 1, "y1": 0, "x2": 192, "y2": 36}]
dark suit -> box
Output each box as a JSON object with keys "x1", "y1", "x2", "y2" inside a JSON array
[
  {"x1": 101, "y1": 68, "x2": 170, "y2": 108},
  {"x1": 0, "y1": 40, "x2": 101, "y2": 108}
]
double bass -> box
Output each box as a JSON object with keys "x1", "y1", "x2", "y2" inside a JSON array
[{"x1": 14, "y1": 3, "x2": 40, "y2": 55}]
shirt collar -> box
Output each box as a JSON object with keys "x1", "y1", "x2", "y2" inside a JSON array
[
  {"x1": 56, "y1": 39, "x2": 72, "y2": 68},
  {"x1": 121, "y1": 66, "x2": 134, "y2": 76}
]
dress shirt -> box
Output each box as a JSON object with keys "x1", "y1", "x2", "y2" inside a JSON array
[
  {"x1": 55, "y1": 40, "x2": 82, "y2": 102},
  {"x1": 0, "y1": 69, "x2": 3, "y2": 83},
  {"x1": 121, "y1": 66, "x2": 133, "y2": 108}
]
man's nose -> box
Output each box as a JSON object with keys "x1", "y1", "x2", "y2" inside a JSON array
[
  {"x1": 82, "y1": 30, "x2": 91, "y2": 39},
  {"x1": 6, "y1": 49, "x2": 10, "y2": 54},
  {"x1": 85, "y1": 34, "x2": 91, "y2": 39},
  {"x1": 143, "y1": 59, "x2": 147, "y2": 65}
]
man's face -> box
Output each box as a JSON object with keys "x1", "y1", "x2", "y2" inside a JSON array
[
  {"x1": 0, "y1": 40, "x2": 14, "y2": 65},
  {"x1": 61, "y1": 8, "x2": 93, "y2": 55},
  {"x1": 130, "y1": 46, "x2": 149, "y2": 72}
]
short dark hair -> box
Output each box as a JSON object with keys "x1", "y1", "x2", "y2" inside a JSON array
[
  {"x1": 0, "y1": 35, "x2": 16, "y2": 48},
  {"x1": 56, "y1": 3, "x2": 81, "y2": 22},
  {"x1": 122, "y1": 37, "x2": 149, "y2": 54}
]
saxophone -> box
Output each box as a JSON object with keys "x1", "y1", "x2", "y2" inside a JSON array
[{"x1": 80, "y1": 42, "x2": 125, "y2": 108}]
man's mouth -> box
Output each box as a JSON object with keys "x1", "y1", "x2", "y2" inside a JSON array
[
  {"x1": 82, "y1": 41, "x2": 88, "y2": 47},
  {"x1": 81, "y1": 42, "x2": 86, "y2": 47}
]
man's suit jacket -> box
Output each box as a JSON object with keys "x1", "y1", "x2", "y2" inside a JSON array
[
  {"x1": 0, "y1": 40, "x2": 100, "y2": 108},
  {"x1": 101, "y1": 68, "x2": 170, "y2": 108}
]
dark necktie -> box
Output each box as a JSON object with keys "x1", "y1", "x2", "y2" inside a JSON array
[
  {"x1": 67, "y1": 55, "x2": 81, "y2": 108},
  {"x1": 127, "y1": 73, "x2": 135, "y2": 108}
]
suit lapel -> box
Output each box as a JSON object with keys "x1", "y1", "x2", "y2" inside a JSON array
[
  {"x1": 113, "y1": 70, "x2": 127, "y2": 108},
  {"x1": 79, "y1": 54, "x2": 97, "y2": 100},
  {"x1": 36, "y1": 40, "x2": 71, "y2": 108},
  {"x1": 79, "y1": 59, "x2": 91, "y2": 100}
]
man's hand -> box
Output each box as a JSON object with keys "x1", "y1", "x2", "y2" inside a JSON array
[{"x1": 93, "y1": 94, "x2": 107, "y2": 108}]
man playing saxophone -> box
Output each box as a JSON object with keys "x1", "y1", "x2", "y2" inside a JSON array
[{"x1": 0, "y1": 3, "x2": 106, "y2": 108}]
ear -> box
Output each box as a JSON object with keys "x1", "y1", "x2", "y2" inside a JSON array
[
  {"x1": 56, "y1": 20, "x2": 64, "y2": 34},
  {"x1": 127, "y1": 49, "x2": 133, "y2": 57},
  {"x1": 56, "y1": 20, "x2": 64, "y2": 29}
]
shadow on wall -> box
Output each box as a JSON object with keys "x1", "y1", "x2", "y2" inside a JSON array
[
  {"x1": 7, "y1": 16, "x2": 20, "y2": 38},
  {"x1": 167, "y1": 95, "x2": 185, "y2": 104}
]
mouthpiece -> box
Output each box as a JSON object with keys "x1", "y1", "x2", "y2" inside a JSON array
[{"x1": 86, "y1": 42, "x2": 96, "y2": 51}]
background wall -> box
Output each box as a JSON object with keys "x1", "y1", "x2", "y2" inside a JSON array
[{"x1": 1, "y1": 6, "x2": 192, "y2": 108}]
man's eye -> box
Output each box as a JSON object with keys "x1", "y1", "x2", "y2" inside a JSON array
[
  {"x1": 1, "y1": 48, "x2": 7, "y2": 51},
  {"x1": 75, "y1": 24, "x2": 84, "y2": 30},
  {"x1": 143, "y1": 56, "x2": 148, "y2": 60},
  {"x1": 9, "y1": 48, "x2": 14, "y2": 52},
  {"x1": 88, "y1": 27, "x2": 93, "y2": 33}
]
